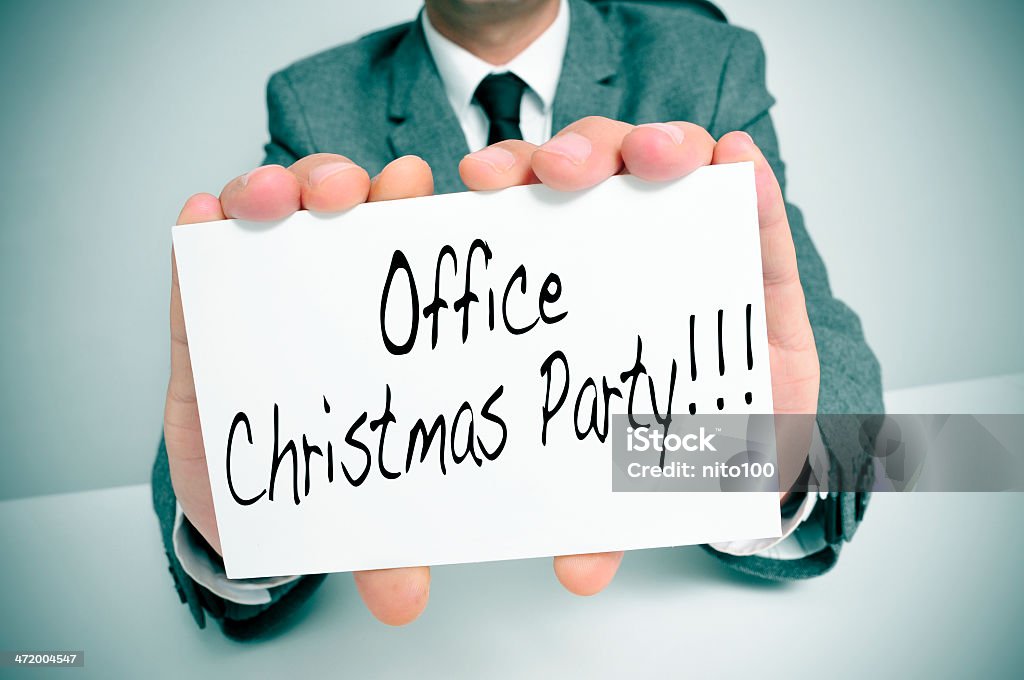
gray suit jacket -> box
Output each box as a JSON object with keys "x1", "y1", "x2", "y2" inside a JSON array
[{"x1": 153, "y1": 0, "x2": 883, "y2": 638}]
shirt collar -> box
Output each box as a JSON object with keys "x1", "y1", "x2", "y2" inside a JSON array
[{"x1": 421, "y1": 0, "x2": 570, "y2": 119}]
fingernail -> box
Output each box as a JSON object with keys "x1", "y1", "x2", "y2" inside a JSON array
[
  {"x1": 309, "y1": 161, "x2": 360, "y2": 187},
  {"x1": 239, "y1": 165, "x2": 275, "y2": 187},
  {"x1": 540, "y1": 132, "x2": 592, "y2": 165},
  {"x1": 465, "y1": 146, "x2": 516, "y2": 173},
  {"x1": 736, "y1": 131, "x2": 754, "y2": 144},
  {"x1": 640, "y1": 123, "x2": 685, "y2": 144}
]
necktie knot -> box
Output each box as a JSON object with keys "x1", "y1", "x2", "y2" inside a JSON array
[{"x1": 473, "y1": 72, "x2": 528, "y2": 144}]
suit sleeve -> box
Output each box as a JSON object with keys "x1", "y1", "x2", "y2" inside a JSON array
[
  {"x1": 705, "y1": 29, "x2": 884, "y2": 579},
  {"x1": 152, "y1": 436, "x2": 327, "y2": 638},
  {"x1": 151, "y1": 71, "x2": 333, "y2": 637}
]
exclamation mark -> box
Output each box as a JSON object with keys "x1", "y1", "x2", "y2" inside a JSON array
[
  {"x1": 717, "y1": 309, "x2": 725, "y2": 410},
  {"x1": 744, "y1": 303, "x2": 753, "y2": 405},
  {"x1": 688, "y1": 314, "x2": 697, "y2": 415},
  {"x1": 689, "y1": 314, "x2": 697, "y2": 381},
  {"x1": 717, "y1": 309, "x2": 725, "y2": 376}
]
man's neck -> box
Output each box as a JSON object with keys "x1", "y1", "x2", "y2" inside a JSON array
[{"x1": 424, "y1": 0, "x2": 561, "y2": 65}]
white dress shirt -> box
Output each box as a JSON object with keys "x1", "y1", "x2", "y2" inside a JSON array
[
  {"x1": 421, "y1": 0, "x2": 570, "y2": 150},
  {"x1": 173, "y1": 0, "x2": 825, "y2": 599}
]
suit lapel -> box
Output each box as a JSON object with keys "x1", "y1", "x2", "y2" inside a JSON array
[
  {"x1": 387, "y1": 17, "x2": 470, "y2": 194},
  {"x1": 552, "y1": 0, "x2": 623, "y2": 132}
]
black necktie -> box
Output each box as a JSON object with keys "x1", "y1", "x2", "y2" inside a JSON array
[{"x1": 473, "y1": 72, "x2": 528, "y2": 145}]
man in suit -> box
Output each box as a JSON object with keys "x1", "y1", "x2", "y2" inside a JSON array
[{"x1": 154, "y1": 0, "x2": 882, "y2": 638}]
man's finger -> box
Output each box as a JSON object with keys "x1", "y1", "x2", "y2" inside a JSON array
[
  {"x1": 171, "y1": 193, "x2": 225, "y2": 351},
  {"x1": 553, "y1": 551, "x2": 623, "y2": 596},
  {"x1": 176, "y1": 191, "x2": 226, "y2": 227},
  {"x1": 368, "y1": 155, "x2": 434, "y2": 202},
  {"x1": 459, "y1": 140, "x2": 539, "y2": 190},
  {"x1": 167, "y1": 193, "x2": 228, "y2": 554},
  {"x1": 531, "y1": 116, "x2": 634, "y2": 191},
  {"x1": 288, "y1": 153, "x2": 371, "y2": 212},
  {"x1": 219, "y1": 164, "x2": 301, "y2": 221},
  {"x1": 620, "y1": 122, "x2": 716, "y2": 182},
  {"x1": 170, "y1": 193, "x2": 225, "y2": 394},
  {"x1": 711, "y1": 132, "x2": 813, "y2": 353},
  {"x1": 353, "y1": 566, "x2": 431, "y2": 626}
]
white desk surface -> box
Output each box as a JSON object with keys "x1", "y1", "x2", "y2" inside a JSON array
[{"x1": 2, "y1": 375, "x2": 1022, "y2": 679}]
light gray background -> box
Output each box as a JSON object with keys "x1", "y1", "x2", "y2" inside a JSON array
[{"x1": 1, "y1": 0, "x2": 1021, "y2": 500}]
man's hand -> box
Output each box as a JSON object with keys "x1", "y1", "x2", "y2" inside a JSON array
[
  {"x1": 460, "y1": 116, "x2": 821, "y2": 588},
  {"x1": 165, "y1": 153, "x2": 436, "y2": 626}
]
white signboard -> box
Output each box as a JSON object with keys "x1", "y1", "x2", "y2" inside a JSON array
[{"x1": 172, "y1": 162, "x2": 780, "y2": 578}]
